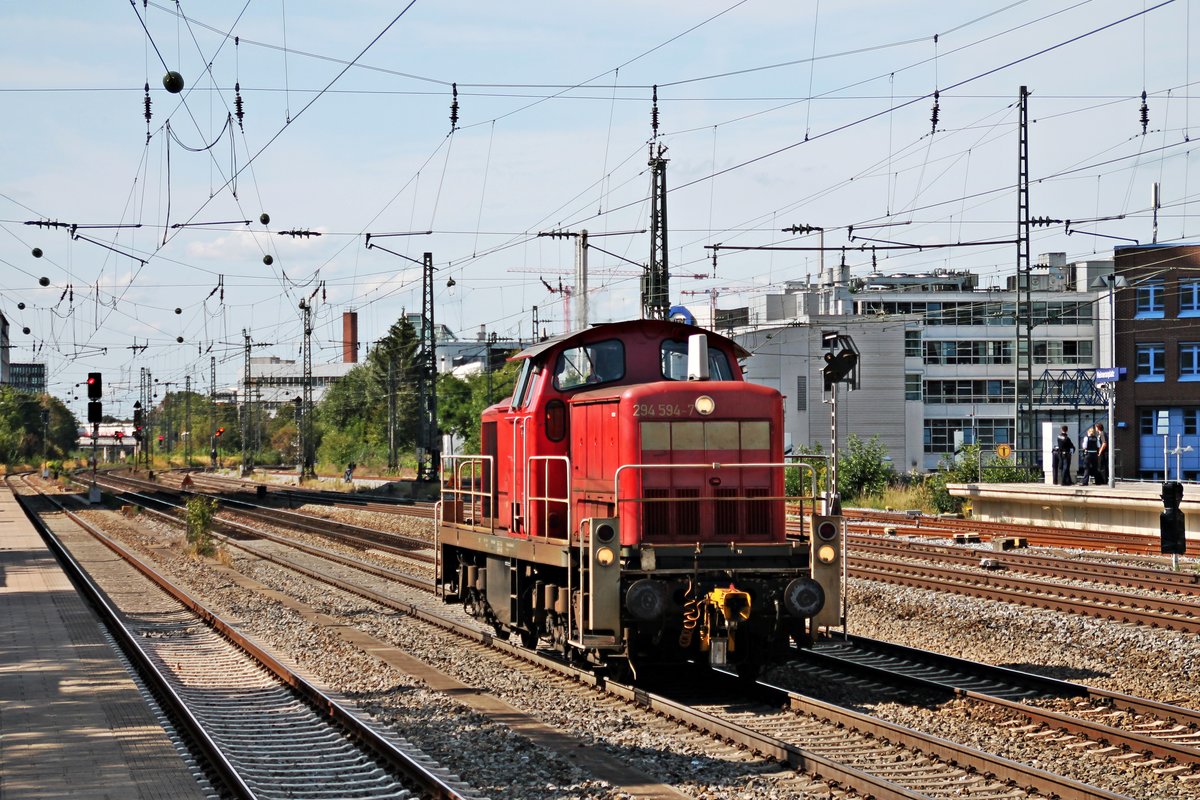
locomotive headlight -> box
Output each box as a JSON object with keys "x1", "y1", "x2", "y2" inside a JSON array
[
  {"x1": 596, "y1": 546, "x2": 616, "y2": 566},
  {"x1": 817, "y1": 544, "x2": 838, "y2": 564},
  {"x1": 695, "y1": 395, "x2": 715, "y2": 416}
]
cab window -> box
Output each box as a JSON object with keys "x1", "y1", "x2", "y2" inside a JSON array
[
  {"x1": 511, "y1": 359, "x2": 537, "y2": 409},
  {"x1": 553, "y1": 339, "x2": 625, "y2": 390},
  {"x1": 660, "y1": 339, "x2": 734, "y2": 380}
]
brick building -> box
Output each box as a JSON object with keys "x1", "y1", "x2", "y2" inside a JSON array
[{"x1": 1111, "y1": 244, "x2": 1200, "y2": 480}]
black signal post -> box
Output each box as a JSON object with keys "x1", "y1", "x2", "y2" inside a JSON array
[
  {"x1": 1161, "y1": 481, "x2": 1187, "y2": 569},
  {"x1": 86, "y1": 372, "x2": 102, "y2": 503}
]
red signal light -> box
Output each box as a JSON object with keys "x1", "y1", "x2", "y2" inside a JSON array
[
  {"x1": 215, "y1": 427, "x2": 225, "y2": 437},
  {"x1": 158, "y1": 435, "x2": 165, "y2": 443}
]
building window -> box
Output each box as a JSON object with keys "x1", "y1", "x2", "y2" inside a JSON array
[
  {"x1": 1140, "y1": 408, "x2": 1170, "y2": 435},
  {"x1": 1184, "y1": 409, "x2": 1200, "y2": 436},
  {"x1": 1182, "y1": 281, "x2": 1200, "y2": 317},
  {"x1": 924, "y1": 379, "x2": 1014, "y2": 404},
  {"x1": 923, "y1": 418, "x2": 1012, "y2": 453},
  {"x1": 904, "y1": 330, "x2": 922, "y2": 358},
  {"x1": 1135, "y1": 343, "x2": 1166, "y2": 381},
  {"x1": 1135, "y1": 280, "x2": 1165, "y2": 318},
  {"x1": 1026, "y1": 339, "x2": 1093, "y2": 365},
  {"x1": 1181, "y1": 343, "x2": 1200, "y2": 381},
  {"x1": 924, "y1": 340, "x2": 1011, "y2": 365},
  {"x1": 796, "y1": 375, "x2": 808, "y2": 412},
  {"x1": 905, "y1": 374, "x2": 922, "y2": 401}
]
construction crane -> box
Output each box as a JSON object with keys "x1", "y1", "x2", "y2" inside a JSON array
[
  {"x1": 539, "y1": 278, "x2": 574, "y2": 333},
  {"x1": 513, "y1": 266, "x2": 713, "y2": 334}
]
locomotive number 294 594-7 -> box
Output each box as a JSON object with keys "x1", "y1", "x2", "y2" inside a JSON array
[{"x1": 632, "y1": 402, "x2": 694, "y2": 417}]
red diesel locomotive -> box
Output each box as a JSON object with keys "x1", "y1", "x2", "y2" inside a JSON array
[{"x1": 437, "y1": 319, "x2": 842, "y2": 679}]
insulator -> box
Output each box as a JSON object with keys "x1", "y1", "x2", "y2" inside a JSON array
[
  {"x1": 930, "y1": 90, "x2": 940, "y2": 133},
  {"x1": 651, "y1": 84, "x2": 660, "y2": 135},
  {"x1": 1140, "y1": 90, "x2": 1149, "y2": 135},
  {"x1": 143, "y1": 83, "x2": 152, "y2": 123},
  {"x1": 234, "y1": 82, "x2": 245, "y2": 130},
  {"x1": 449, "y1": 82, "x2": 459, "y2": 130}
]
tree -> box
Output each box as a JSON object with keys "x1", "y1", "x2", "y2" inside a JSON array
[
  {"x1": 837, "y1": 434, "x2": 894, "y2": 500},
  {"x1": 437, "y1": 360, "x2": 520, "y2": 453},
  {"x1": 366, "y1": 315, "x2": 421, "y2": 448},
  {"x1": 312, "y1": 314, "x2": 428, "y2": 470},
  {"x1": 0, "y1": 388, "x2": 78, "y2": 466}
]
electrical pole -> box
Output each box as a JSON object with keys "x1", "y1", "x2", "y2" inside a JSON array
[
  {"x1": 387, "y1": 360, "x2": 397, "y2": 470},
  {"x1": 644, "y1": 85, "x2": 670, "y2": 320},
  {"x1": 242, "y1": 329, "x2": 252, "y2": 475},
  {"x1": 184, "y1": 375, "x2": 192, "y2": 466},
  {"x1": 1014, "y1": 85, "x2": 1032, "y2": 464},
  {"x1": 209, "y1": 356, "x2": 217, "y2": 469},
  {"x1": 300, "y1": 300, "x2": 316, "y2": 478},
  {"x1": 416, "y1": 252, "x2": 439, "y2": 482},
  {"x1": 141, "y1": 368, "x2": 152, "y2": 469}
]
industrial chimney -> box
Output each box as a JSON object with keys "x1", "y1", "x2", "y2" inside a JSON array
[{"x1": 342, "y1": 311, "x2": 359, "y2": 363}]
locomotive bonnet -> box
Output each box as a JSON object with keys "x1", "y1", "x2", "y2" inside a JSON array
[{"x1": 437, "y1": 318, "x2": 842, "y2": 681}]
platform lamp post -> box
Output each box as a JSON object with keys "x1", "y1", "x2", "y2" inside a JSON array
[{"x1": 1093, "y1": 274, "x2": 1127, "y2": 487}]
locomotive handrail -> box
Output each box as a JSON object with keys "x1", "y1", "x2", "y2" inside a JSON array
[
  {"x1": 440, "y1": 454, "x2": 495, "y2": 534},
  {"x1": 528, "y1": 455, "x2": 571, "y2": 542},
  {"x1": 784, "y1": 454, "x2": 824, "y2": 504},
  {"x1": 613, "y1": 460, "x2": 825, "y2": 531}
]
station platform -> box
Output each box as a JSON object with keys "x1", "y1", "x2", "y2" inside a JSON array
[
  {"x1": 948, "y1": 480, "x2": 1199, "y2": 539},
  {"x1": 0, "y1": 481, "x2": 208, "y2": 799}
]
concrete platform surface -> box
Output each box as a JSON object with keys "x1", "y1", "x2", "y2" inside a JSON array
[
  {"x1": 0, "y1": 482, "x2": 208, "y2": 799},
  {"x1": 949, "y1": 480, "x2": 1199, "y2": 539}
]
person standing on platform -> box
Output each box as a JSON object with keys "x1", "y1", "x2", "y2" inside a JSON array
[
  {"x1": 1094, "y1": 422, "x2": 1108, "y2": 484},
  {"x1": 1056, "y1": 425, "x2": 1076, "y2": 486},
  {"x1": 1080, "y1": 426, "x2": 1101, "y2": 485}
]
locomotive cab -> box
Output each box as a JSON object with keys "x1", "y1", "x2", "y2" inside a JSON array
[{"x1": 438, "y1": 320, "x2": 840, "y2": 679}]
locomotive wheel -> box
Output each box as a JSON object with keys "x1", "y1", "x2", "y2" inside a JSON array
[{"x1": 519, "y1": 628, "x2": 539, "y2": 650}]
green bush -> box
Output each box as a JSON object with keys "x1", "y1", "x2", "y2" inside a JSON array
[
  {"x1": 185, "y1": 496, "x2": 219, "y2": 557},
  {"x1": 920, "y1": 444, "x2": 1041, "y2": 513},
  {"x1": 838, "y1": 434, "x2": 894, "y2": 501}
]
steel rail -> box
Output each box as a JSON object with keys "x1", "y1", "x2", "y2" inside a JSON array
[
  {"x1": 100, "y1": 472, "x2": 435, "y2": 561},
  {"x1": 89, "y1": 476, "x2": 1136, "y2": 800},
  {"x1": 803, "y1": 636, "x2": 1200, "y2": 767},
  {"x1": 846, "y1": 508, "x2": 1161, "y2": 554},
  {"x1": 851, "y1": 557, "x2": 1200, "y2": 633},
  {"x1": 852, "y1": 535, "x2": 1200, "y2": 595},
  {"x1": 12, "y1": 476, "x2": 476, "y2": 800},
  {"x1": 87, "y1": 475, "x2": 435, "y2": 592}
]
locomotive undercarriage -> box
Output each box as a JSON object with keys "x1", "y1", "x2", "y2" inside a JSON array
[{"x1": 440, "y1": 529, "x2": 823, "y2": 679}]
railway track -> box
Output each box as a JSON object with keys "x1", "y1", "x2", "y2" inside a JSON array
[
  {"x1": 162, "y1": 468, "x2": 438, "y2": 518},
  {"x1": 52, "y1": 475, "x2": 1163, "y2": 799},
  {"x1": 850, "y1": 549, "x2": 1200, "y2": 634},
  {"x1": 98, "y1": 470, "x2": 435, "y2": 563},
  {"x1": 797, "y1": 635, "x2": 1200, "y2": 773},
  {"x1": 851, "y1": 536, "x2": 1200, "y2": 596},
  {"x1": 845, "y1": 508, "x2": 1164, "y2": 555},
  {"x1": 8, "y1": 475, "x2": 480, "y2": 800}
]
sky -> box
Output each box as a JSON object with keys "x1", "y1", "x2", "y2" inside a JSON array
[{"x1": 2, "y1": 0, "x2": 1198, "y2": 420}]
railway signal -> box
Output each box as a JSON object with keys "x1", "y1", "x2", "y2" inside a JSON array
[
  {"x1": 86, "y1": 372, "x2": 103, "y2": 425},
  {"x1": 1160, "y1": 481, "x2": 1187, "y2": 560}
]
